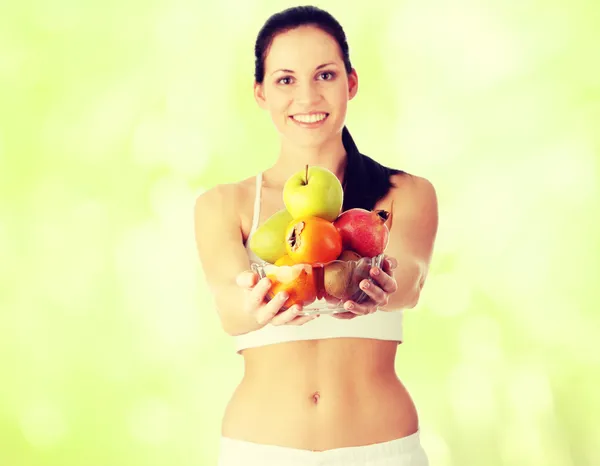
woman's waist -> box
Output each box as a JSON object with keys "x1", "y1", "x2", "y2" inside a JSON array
[
  {"x1": 239, "y1": 366, "x2": 400, "y2": 396},
  {"x1": 222, "y1": 374, "x2": 418, "y2": 448},
  {"x1": 241, "y1": 338, "x2": 399, "y2": 381},
  {"x1": 234, "y1": 371, "x2": 410, "y2": 408}
]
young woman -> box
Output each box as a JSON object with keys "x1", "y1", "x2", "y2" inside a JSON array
[{"x1": 194, "y1": 6, "x2": 438, "y2": 465}]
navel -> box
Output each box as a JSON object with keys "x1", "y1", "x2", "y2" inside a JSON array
[{"x1": 311, "y1": 391, "x2": 320, "y2": 404}]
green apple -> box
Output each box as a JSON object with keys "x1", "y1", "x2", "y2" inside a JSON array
[{"x1": 283, "y1": 165, "x2": 343, "y2": 222}]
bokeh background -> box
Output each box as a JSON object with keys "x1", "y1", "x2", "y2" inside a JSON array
[{"x1": 1, "y1": 0, "x2": 599, "y2": 465}]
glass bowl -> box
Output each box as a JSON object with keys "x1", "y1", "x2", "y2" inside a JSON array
[{"x1": 250, "y1": 253, "x2": 385, "y2": 315}]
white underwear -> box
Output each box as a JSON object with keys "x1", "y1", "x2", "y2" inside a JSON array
[{"x1": 217, "y1": 430, "x2": 429, "y2": 466}]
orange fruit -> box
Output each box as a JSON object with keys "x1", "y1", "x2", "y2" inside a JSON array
[
  {"x1": 284, "y1": 216, "x2": 342, "y2": 265},
  {"x1": 266, "y1": 264, "x2": 317, "y2": 310}
]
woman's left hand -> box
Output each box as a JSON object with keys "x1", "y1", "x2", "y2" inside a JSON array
[{"x1": 331, "y1": 255, "x2": 398, "y2": 319}]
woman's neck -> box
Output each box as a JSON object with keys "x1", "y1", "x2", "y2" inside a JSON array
[{"x1": 264, "y1": 135, "x2": 348, "y2": 189}]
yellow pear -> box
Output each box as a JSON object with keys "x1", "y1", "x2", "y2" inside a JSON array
[{"x1": 248, "y1": 209, "x2": 293, "y2": 263}]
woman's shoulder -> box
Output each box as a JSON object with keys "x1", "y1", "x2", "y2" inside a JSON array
[
  {"x1": 195, "y1": 174, "x2": 257, "y2": 208},
  {"x1": 389, "y1": 168, "x2": 436, "y2": 197},
  {"x1": 387, "y1": 170, "x2": 438, "y2": 218},
  {"x1": 389, "y1": 170, "x2": 434, "y2": 190}
]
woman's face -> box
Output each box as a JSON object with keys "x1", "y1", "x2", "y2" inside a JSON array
[{"x1": 255, "y1": 25, "x2": 358, "y2": 148}]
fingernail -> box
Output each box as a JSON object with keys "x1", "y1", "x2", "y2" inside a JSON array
[
  {"x1": 346, "y1": 302, "x2": 354, "y2": 310},
  {"x1": 279, "y1": 292, "x2": 288, "y2": 300},
  {"x1": 361, "y1": 281, "x2": 369, "y2": 289},
  {"x1": 371, "y1": 268, "x2": 380, "y2": 276}
]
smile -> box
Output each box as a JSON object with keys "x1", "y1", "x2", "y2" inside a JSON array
[{"x1": 290, "y1": 112, "x2": 329, "y2": 126}]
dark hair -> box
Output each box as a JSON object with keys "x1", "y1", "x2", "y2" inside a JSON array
[{"x1": 254, "y1": 6, "x2": 406, "y2": 212}]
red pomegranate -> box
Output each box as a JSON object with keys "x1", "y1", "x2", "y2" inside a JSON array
[{"x1": 333, "y1": 208, "x2": 390, "y2": 257}]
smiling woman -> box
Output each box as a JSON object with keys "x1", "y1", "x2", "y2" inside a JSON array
[{"x1": 194, "y1": 5, "x2": 438, "y2": 466}]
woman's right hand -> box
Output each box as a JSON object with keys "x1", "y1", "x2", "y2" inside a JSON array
[{"x1": 236, "y1": 270, "x2": 319, "y2": 326}]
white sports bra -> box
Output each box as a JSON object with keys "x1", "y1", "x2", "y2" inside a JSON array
[{"x1": 234, "y1": 172, "x2": 404, "y2": 354}]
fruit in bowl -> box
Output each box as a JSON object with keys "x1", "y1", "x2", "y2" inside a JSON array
[
  {"x1": 283, "y1": 165, "x2": 344, "y2": 222},
  {"x1": 246, "y1": 164, "x2": 390, "y2": 314},
  {"x1": 285, "y1": 216, "x2": 342, "y2": 265},
  {"x1": 248, "y1": 208, "x2": 293, "y2": 264},
  {"x1": 334, "y1": 208, "x2": 390, "y2": 258},
  {"x1": 321, "y1": 252, "x2": 384, "y2": 304},
  {"x1": 254, "y1": 261, "x2": 318, "y2": 311},
  {"x1": 251, "y1": 252, "x2": 385, "y2": 315},
  {"x1": 322, "y1": 251, "x2": 361, "y2": 300}
]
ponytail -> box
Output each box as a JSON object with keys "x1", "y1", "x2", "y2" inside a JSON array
[{"x1": 341, "y1": 126, "x2": 404, "y2": 212}]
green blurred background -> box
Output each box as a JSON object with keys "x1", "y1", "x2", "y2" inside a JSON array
[{"x1": 1, "y1": 0, "x2": 599, "y2": 465}]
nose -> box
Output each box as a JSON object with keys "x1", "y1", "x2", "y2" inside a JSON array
[{"x1": 294, "y1": 81, "x2": 321, "y2": 106}]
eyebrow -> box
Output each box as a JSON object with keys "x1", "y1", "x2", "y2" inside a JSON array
[{"x1": 271, "y1": 63, "x2": 336, "y2": 75}]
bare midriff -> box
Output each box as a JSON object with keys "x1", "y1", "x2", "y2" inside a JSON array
[{"x1": 221, "y1": 337, "x2": 419, "y2": 451}]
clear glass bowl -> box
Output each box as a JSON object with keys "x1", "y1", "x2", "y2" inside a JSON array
[{"x1": 250, "y1": 254, "x2": 385, "y2": 315}]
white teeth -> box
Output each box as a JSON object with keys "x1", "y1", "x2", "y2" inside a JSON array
[{"x1": 292, "y1": 113, "x2": 327, "y2": 123}]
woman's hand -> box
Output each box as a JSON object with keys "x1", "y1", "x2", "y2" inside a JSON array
[
  {"x1": 332, "y1": 256, "x2": 398, "y2": 320},
  {"x1": 236, "y1": 270, "x2": 318, "y2": 326}
]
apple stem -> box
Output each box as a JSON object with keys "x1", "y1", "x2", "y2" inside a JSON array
[{"x1": 304, "y1": 164, "x2": 309, "y2": 185}]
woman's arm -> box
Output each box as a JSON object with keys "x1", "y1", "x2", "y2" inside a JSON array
[
  {"x1": 332, "y1": 173, "x2": 439, "y2": 319},
  {"x1": 379, "y1": 174, "x2": 439, "y2": 311},
  {"x1": 194, "y1": 184, "x2": 266, "y2": 336}
]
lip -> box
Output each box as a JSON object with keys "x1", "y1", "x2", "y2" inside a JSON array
[
  {"x1": 291, "y1": 110, "x2": 329, "y2": 116},
  {"x1": 291, "y1": 112, "x2": 329, "y2": 117}
]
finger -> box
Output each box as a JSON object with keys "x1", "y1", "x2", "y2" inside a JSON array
[
  {"x1": 268, "y1": 302, "x2": 301, "y2": 325},
  {"x1": 359, "y1": 278, "x2": 388, "y2": 303},
  {"x1": 269, "y1": 304, "x2": 316, "y2": 326},
  {"x1": 285, "y1": 313, "x2": 319, "y2": 326},
  {"x1": 342, "y1": 300, "x2": 372, "y2": 316},
  {"x1": 369, "y1": 267, "x2": 398, "y2": 294},
  {"x1": 236, "y1": 270, "x2": 259, "y2": 289},
  {"x1": 244, "y1": 277, "x2": 271, "y2": 313},
  {"x1": 254, "y1": 290, "x2": 289, "y2": 324},
  {"x1": 383, "y1": 256, "x2": 398, "y2": 272}
]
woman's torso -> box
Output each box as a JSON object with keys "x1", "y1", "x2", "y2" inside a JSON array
[{"x1": 222, "y1": 173, "x2": 418, "y2": 451}]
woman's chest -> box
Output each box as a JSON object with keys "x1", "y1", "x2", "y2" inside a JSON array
[{"x1": 240, "y1": 185, "x2": 286, "y2": 242}]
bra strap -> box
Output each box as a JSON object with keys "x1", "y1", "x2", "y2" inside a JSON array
[{"x1": 250, "y1": 172, "x2": 262, "y2": 235}]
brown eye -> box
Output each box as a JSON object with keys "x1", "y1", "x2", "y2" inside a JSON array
[
  {"x1": 319, "y1": 71, "x2": 335, "y2": 80},
  {"x1": 278, "y1": 76, "x2": 293, "y2": 85}
]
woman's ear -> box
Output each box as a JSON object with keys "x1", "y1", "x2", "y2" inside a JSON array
[
  {"x1": 348, "y1": 68, "x2": 359, "y2": 101},
  {"x1": 254, "y1": 82, "x2": 267, "y2": 109}
]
